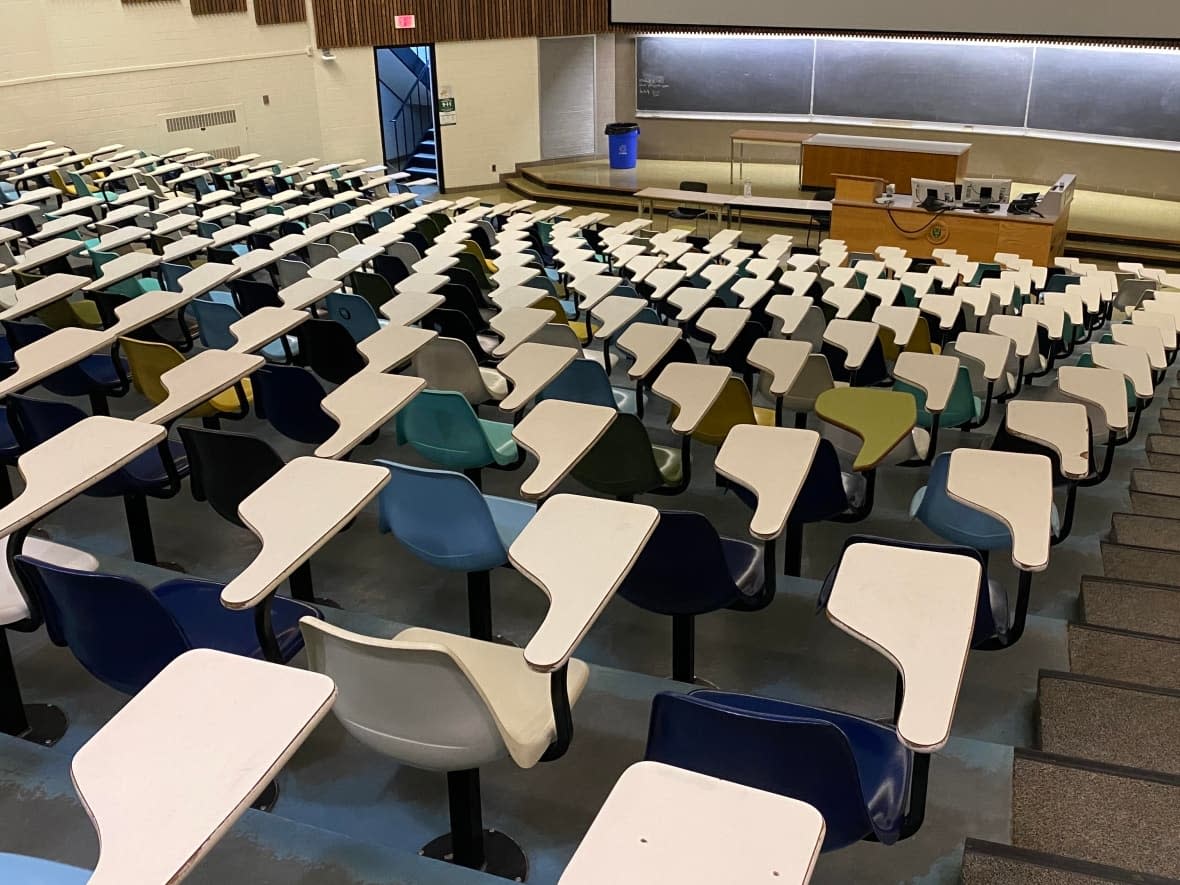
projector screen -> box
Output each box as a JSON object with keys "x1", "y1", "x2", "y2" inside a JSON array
[{"x1": 611, "y1": 0, "x2": 1180, "y2": 40}]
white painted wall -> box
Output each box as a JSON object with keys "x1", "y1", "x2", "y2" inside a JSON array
[
  {"x1": 434, "y1": 38, "x2": 542, "y2": 188},
  {"x1": 0, "y1": 0, "x2": 381, "y2": 166}
]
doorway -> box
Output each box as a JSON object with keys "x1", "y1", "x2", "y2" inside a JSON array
[{"x1": 374, "y1": 45, "x2": 442, "y2": 187}]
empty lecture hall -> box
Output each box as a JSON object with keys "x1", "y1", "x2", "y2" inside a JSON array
[{"x1": 2, "y1": 0, "x2": 1180, "y2": 881}]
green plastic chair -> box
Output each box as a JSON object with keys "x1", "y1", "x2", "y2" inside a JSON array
[
  {"x1": 352, "y1": 270, "x2": 395, "y2": 313},
  {"x1": 571, "y1": 414, "x2": 686, "y2": 501},
  {"x1": 67, "y1": 171, "x2": 119, "y2": 203},
  {"x1": 397, "y1": 390, "x2": 519, "y2": 486},
  {"x1": 13, "y1": 270, "x2": 103, "y2": 329},
  {"x1": 454, "y1": 250, "x2": 492, "y2": 290}
]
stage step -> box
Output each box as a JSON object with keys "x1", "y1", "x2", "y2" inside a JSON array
[
  {"x1": 1110, "y1": 512, "x2": 1180, "y2": 552},
  {"x1": 1101, "y1": 540, "x2": 1180, "y2": 586},
  {"x1": 1012, "y1": 749, "x2": 1180, "y2": 878},
  {"x1": 1069, "y1": 623, "x2": 1180, "y2": 691},
  {"x1": 961, "y1": 838, "x2": 1178, "y2": 885},
  {"x1": 1129, "y1": 469, "x2": 1180, "y2": 499},
  {"x1": 1081, "y1": 575, "x2": 1180, "y2": 640},
  {"x1": 1037, "y1": 670, "x2": 1180, "y2": 775},
  {"x1": 1128, "y1": 489, "x2": 1180, "y2": 519}
]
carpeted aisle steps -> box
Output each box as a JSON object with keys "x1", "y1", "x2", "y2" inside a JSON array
[
  {"x1": 1129, "y1": 467, "x2": 1180, "y2": 498},
  {"x1": 1068, "y1": 623, "x2": 1180, "y2": 690},
  {"x1": 1080, "y1": 575, "x2": 1180, "y2": 640},
  {"x1": 960, "y1": 839, "x2": 1180, "y2": 884},
  {"x1": 1036, "y1": 670, "x2": 1180, "y2": 775},
  {"x1": 1011, "y1": 750, "x2": 1180, "y2": 878}
]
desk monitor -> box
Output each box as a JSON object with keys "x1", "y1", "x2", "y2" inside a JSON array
[
  {"x1": 910, "y1": 179, "x2": 956, "y2": 207},
  {"x1": 962, "y1": 178, "x2": 1012, "y2": 205}
]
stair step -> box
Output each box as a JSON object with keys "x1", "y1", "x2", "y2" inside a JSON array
[
  {"x1": 1037, "y1": 670, "x2": 1180, "y2": 775},
  {"x1": 1146, "y1": 436, "x2": 1180, "y2": 471},
  {"x1": 1131, "y1": 468, "x2": 1180, "y2": 498},
  {"x1": 1081, "y1": 575, "x2": 1180, "y2": 640},
  {"x1": 419, "y1": 138, "x2": 436, "y2": 149},
  {"x1": 961, "y1": 838, "x2": 1180, "y2": 884},
  {"x1": 1161, "y1": 419, "x2": 1180, "y2": 436},
  {"x1": 403, "y1": 166, "x2": 438, "y2": 178},
  {"x1": 1129, "y1": 489, "x2": 1180, "y2": 519},
  {"x1": 1070, "y1": 623, "x2": 1180, "y2": 691},
  {"x1": 1110, "y1": 512, "x2": 1180, "y2": 552},
  {"x1": 410, "y1": 152, "x2": 437, "y2": 165},
  {"x1": 1148, "y1": 452, "x2": 1180, "y2": 472},
  {"x1": 1012, "y1": 748, "x2": 1180, "y2": 878},
  {"x1": 1101, "y1": 539, "x2": 1180, "y2": 585}
]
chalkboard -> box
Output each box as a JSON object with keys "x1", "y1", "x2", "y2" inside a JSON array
[
  {"x1": 812, "y1": 40, "x2": 1034, "y2": 128},
  {"x1": 636, "y1": 37, "x2": 813, "y2": 116},
  {"x1": 1028, "y1": 46, "x2": 1180, "y2": 142}
]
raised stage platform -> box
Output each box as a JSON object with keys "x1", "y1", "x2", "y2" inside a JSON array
[{"x1": 503, "y1": 158, "x2": 1180, "y2": 264}]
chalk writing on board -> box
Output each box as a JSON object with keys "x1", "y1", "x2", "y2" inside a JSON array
[{"x1": 638, "y1": 75, "x2": 670, "y2": 99}]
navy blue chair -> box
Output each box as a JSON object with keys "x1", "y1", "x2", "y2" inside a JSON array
[
  {"x1": 7, "y1": 395, "x2": 187, "y2": 567},
  {"x1": 15, "y1": 557, "x2": 318, "y2": 695},
  {"x1": 251, "y1": 364, "x2": 337, "y2": 445},
  {"x1": 293, "y1": 318, "x2": 366, "y2": 384},
  {"x1": 617, "y1": 511, "x2": 766, "y2": 683},
  {"x1": 537, "y1": 358, "x2": 638, "y2": 413},
  {"x1": 0, "y1": 406, "x2": 21, "y2": 505},
  {"x1": 646, "y1": 690, "x2": 915, "y2": 852},
  {"x1": 2, "y1": 319, "x2": 129, "y2": 415},
  {"x1": 231, "y1": 278, "x2": 282, "y2": 315}
]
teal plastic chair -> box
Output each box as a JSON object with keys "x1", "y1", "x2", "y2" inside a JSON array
[
  {"x1": 375, "y1": 460, "x2": 535, "y2": 640},
  {"x1": 190, "y1": 299, "x2": 294, "y2": 362},
  {"x1": 396, "y1": 390, "x2": 519, "y2": 486},
  {"x1": 325, "y1": 291, "x2": 383, "y2": 342},
  {"x1": 893, "y1": 366, "x2": 980, "y2": 431},
  {"x1": 67, "y1": 171, "x2": 118, "y2": 203}
]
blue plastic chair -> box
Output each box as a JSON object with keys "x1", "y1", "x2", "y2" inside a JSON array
[
  {"x1": 251, "y1": 365, "x2": 337, "y2": 445},
  {"x1": 537, "y1": 358, "x2": 638, "y2": 414},
  {"x1": 645, "y1": 690, "x2": 913, "y2": 852},
  {"x1": 8, "y1": 395, "x2": 188, "y2": 566},
  {"x1": 190, "y1": 298, "x2": 294, "y2": 362},
  {"x1": 0, "y1": 406, "x2": 22, "y2": 505},
  {"x1": 325, "y1": 291, "x2": 383, "y2": 342},
  {"x1": 617, "y1": 511, "x2": 765, "y2": 682},
  {"x1": 14, "y1": 557, "x2": 317, "y2": 696},
  {"x1": 0, "y1": 853, "x2": 89, "y2": 883},
  {"x1": 375, "y1": 461, "x2": 535, "y2": 640},
  {"x1": 2, "y1": 319, "x2": 128, "y2": 414},
  {"x1": 396, "y1": 390, "x2": 519, "y2": 486}
]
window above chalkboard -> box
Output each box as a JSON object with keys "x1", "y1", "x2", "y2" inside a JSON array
[{"x1": 635, "y1": 35, "x2": 1180, "y2": 150}]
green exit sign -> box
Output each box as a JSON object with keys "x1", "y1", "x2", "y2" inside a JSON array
[{"x1": 438, "y1": 98, "x2": 456, "y2": 113}]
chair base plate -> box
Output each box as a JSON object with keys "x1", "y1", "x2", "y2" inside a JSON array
[
  {"x1": 313, "y1": 597, "x2": 341, "y2": 610},
  {"x1": 156, "y1": 561, "x2": 187, "y2": 574},
  {"x1": 251, "y1": 780, "x2": 279, "y2": 813},
  {"x1": 665, "y1": 674, "x2": 719, "y2": 689},
  {"x1": 18, "y1": 703, "x2": 67, "y2": 747},
  {"x1": 420, "y1": 829, "x2": 528, "y2": 881}
]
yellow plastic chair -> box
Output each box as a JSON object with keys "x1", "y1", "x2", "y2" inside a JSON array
[
  {"x1": 120, "y1": 337, "x2": 253, "y2": 421},
  {"x1": 905, "y1": 317, "x2": 936, "y2": 356},
  {"x1": 48, "y1": 168, "x2": 78, "y2": 197},
  {"x1": 14, "y1": 270, "x2": 102, "y2": 329},
  {"x1": 815, "y1": 387, "x2": 920, "y2": 472},
  {"x1": 464, "y1": 240, "x2": 496, "y2": 274},
  {"x1": 682, "y1": 377, "x2": 775, "y2": 448}
]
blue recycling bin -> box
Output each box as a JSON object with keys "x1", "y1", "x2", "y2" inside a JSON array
[{"x1": 606, "y1": 123, "x2": 640, "y2": 170}]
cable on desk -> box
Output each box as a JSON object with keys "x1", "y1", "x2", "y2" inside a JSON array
[{"x1": 886, "y1": 208, "x2": 949, "y2": 235}]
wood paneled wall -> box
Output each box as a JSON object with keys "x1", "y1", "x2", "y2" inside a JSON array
[
  {"x1": 190, "y1": 0, "x2": 247, "y2": 14},
  {"x1": 255, "y1": 0, "x2": 306, "y2": 25},
  {"x1": 311, "y1": 0, "x2": 610, "y2": 47}
]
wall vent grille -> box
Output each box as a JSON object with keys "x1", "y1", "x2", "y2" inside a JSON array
[{"x1": 164, "y1": 109, "x2": 238, "y2": 133}]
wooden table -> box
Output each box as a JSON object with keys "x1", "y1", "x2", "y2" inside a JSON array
[
  {"x1": 135, "y1": 350, "x2": 263, "y2": 426},
  {"x1": 715, "y1": 425, "x2": 819, "y2": 540},
  {"x1": 315, "y1": 373, "x2": 426, "y2": 460},
  {"x1": 892, "y1": 352, "x2": 960, "y2": 414},
  {"x1": 946, "y1": 448, "x2": 1053, "y2": 571},
  {"x1": 1005, "y1": 400, "x2": 1090, "y2": 480},
  {"x1": 652, "y1": 363, "x2": 731, "y2": 434},
  {"x1": 729, "y1": 129, "x2": 815, "y2": 188},
  {"x1": 509, "y1": 494, "x2": 659, "y2": 672},
  {"x1": 228, "y1": 307, "x2": 310, "y2": 354},
  {"x1": 512, "y1": 400, "x2": 616, "y2": 499},
  {"x1": 801, "y1": 133, "x2": 969, "y2": 189},
  {"x1": 498, "y1": 342, "x2": 579, "y2": 413},
  {"x1": 221, "y1": 458, "x2": 390, "y2": 658},
  {"x1": 0, "y1": 416, "x2": 164, "y2": 536},
  {"x1": 635, "y1": 188, "x2": 730, "y2": 225},
  {"x1": 357, "y1": 324, "x2": 437, "y2": 373},
  {"x1": 559, "y1": 760, "x2": 823, "y2": 885},
  {"x1": 747, "y1": 338, "x2": 811, "y2": 397},
  {"x1": 0, "y1": 273, "x2": 90, "y2": 321},
  {"x1": 825, "y1": 541, "x2": 979, "y2": 751},
  {"x1": 379, "y1": 290, "x2": 444, "y2": 326},
  {"x1": 490, "y1": 307, "x2": 551, "y2": 358},
  {"x1": 1057, "y1": 365, "x2": 1129, "y2": 435},
  {"x1": 1091, "y1": 343, "x2": 1154, "y2": 401}
]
